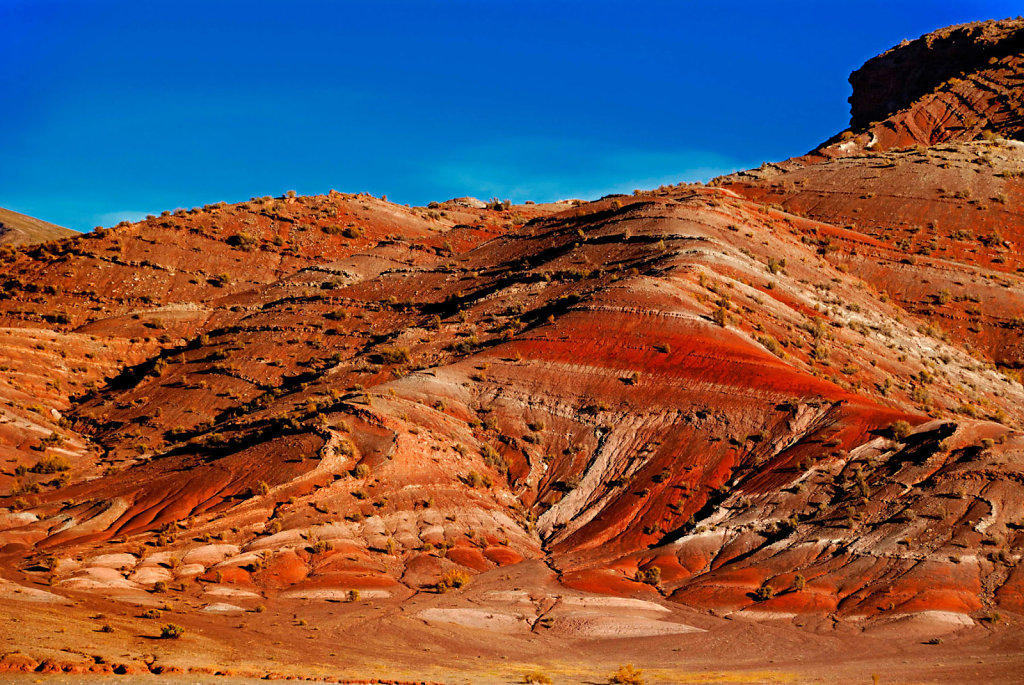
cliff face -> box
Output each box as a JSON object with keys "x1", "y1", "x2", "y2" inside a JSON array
[
  {"x1": 849, "y1": 19, "x2": 1024, "y2": 131},
  {"x1": 833, "y1": 19, "x2": 1024, "y2": 151},
  {"x1": 0, "y1": 21, "x2": 1022, "y2": 671}
]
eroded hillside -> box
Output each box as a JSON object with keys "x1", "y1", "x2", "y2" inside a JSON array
[{"x1": 0, "y1": 18, "x2": 1022, "y2": 682}]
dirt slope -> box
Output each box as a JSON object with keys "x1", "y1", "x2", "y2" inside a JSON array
[{"x1": 0, "y1": 208, "x2": 76, "y2": 246}]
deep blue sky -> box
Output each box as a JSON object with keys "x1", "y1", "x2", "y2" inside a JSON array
[{"x1": 2, "y1": 1, "x2": 1019, "y2": 231}]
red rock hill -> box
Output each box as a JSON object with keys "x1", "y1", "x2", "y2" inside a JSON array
[{"x1": 0, "y1": 24, "x2": 1021, "y2": 642}]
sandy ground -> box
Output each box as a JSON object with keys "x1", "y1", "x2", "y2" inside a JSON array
[{"x1": 1, "y1": 561, "x2": 1022, "y2": 684}]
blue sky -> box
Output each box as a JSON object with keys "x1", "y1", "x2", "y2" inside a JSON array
[{"x1": 2, "y1": 1, "x2": 1019, "y2": 231}]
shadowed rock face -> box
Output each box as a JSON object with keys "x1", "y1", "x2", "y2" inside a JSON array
[
  {"x1": 822, "y1": 18, "x2": 1024, "y2": 154},
  {"x1": 849, "y1": 19, "x2": 1024, "y2": 136},
  {"x1": 0, "y1": 23, "x2": 1021, "y2": 637}
]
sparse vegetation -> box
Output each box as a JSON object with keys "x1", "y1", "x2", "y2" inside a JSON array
[
  {"x1": 753, "y1": 581, "x2": 775, "y2": 601},
  {"x1": 159, "y1": 623, "x2": 185, "y2": 639},
  {"x1": 634, "y1": 566, "x2": 661, "y2": 586},
  {"x1": 889, "y1": 420, "x2": 912, "y2": 441},
  {"x1": 29, "y1": 455, "x2": 71, "y2": 473},
  {"x1": 609, "y1": 664, "x2": 644, "y2": 685},
  {"x1": 436, "y1": 569, "x2": 470, "y2": 593}
]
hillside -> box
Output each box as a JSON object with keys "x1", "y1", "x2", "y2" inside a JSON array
[
  {"x1": 0, "y1": 21, "x2": 1022, "y2": 683},
  {"x1": 0, "y1": 207, "x2": 76, "y2": 245}
]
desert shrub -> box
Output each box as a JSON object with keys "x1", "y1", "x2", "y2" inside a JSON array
[
  {"x1": 337, "y1": 436, "x2": 356, "y2": 457},
  {"x1": 554, "y1": 475, "x2": 580, "y2": 492},
  {"x1": 44, "y1": 311, "x2": 72, "y2": 325},
  {"x1": 481, "y1": 443, "x2": 507, "y2": 473},
  {"x1": 140, "y1": 608, "x2": 162, "y2": 619},
  {"x1": 152, "y1": 580, "x2": 168, "y2": 593},
  {"x1": 353, "y1": 463, "x2": 371, "y2": 479},
  {"x1": 227, "y1": 232, "x2": 256, "y2": 249},
  {"x1": 523, "y1": 671, "x2": 552, "y2": 684},
  {"x1": 756, "y1": 335, "x2": 785, "y2": 358},
  {"x1": 889, "y1": 420, "x2": 912, "y2": 440},
  {"x1": 30, "y1": 455, "x2": 71, "y2": 474},
  {"x1": 634, "y1": 566, "x2": 661, "y2": 586},
  {"x1": 347, "y1": 589, "x2": 360, "y2": 602},
  {"x1": 377, "y1": 347, "x2": 410, "y2": 364},
  {"x1": 609, "y1": 664, "x2": 644, "y2": 685},
  {"x1": 753, "y1": 581, "x2": 775, "y2": 601},
  {"x1": 159, "y1": 623, "x2": 185, "y2": 639},
  {"x1": 11, "y1": 480, "x2": 42, "y2": 496},
  {"x1": 712, "y1": 304, "x2": 731, "y2": 327},
  {"x1": 436, "y1": 569, "x2": 470, "y2": 593}
]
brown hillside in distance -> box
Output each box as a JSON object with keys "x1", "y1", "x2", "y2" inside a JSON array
[{"x1": 0, "y1": 207, "x2": 76, "y2": 245}]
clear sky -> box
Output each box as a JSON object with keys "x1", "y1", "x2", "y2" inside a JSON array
[{"x1": 2, "y1": 0, "x2": 1019, "y2": 231}]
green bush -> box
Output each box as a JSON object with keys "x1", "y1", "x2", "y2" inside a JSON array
[{"x1": 159, "y1": 623, "x2": 185, "y2": 639}]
